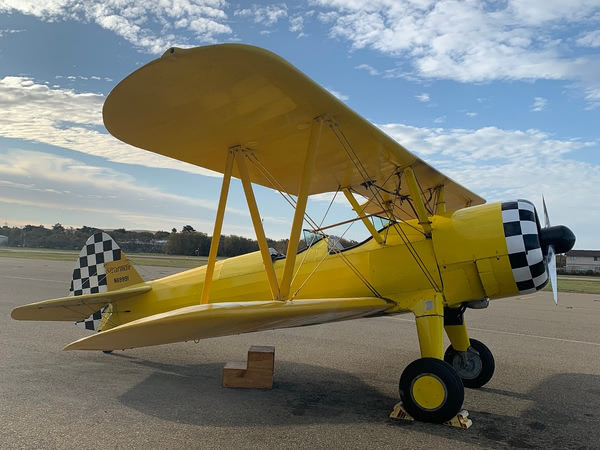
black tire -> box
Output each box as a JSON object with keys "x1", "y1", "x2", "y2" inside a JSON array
[
  {"x1": 102, "y1": 350, "x2": 113, "y2": 354},
  {"x1": 444, "y1": 338, "x2": 495, "y2": 389},
  {"x1": 399, "y1": 358, "x2": 464, "y2": 423}
]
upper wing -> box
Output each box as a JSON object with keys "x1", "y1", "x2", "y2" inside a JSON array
[
  {"x1": 11, "y1": 285, "x2": 151, "y2": 321},
  {"x1": 103, "y1": 44, "x2": 484, "y2": 219},
  {"x1": 64, "y1": 297, "x2": 391, "y2": 351}
]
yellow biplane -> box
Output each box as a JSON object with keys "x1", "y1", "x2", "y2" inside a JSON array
[{"x1": 11, "y1": 44, "x2": 576, "y2": 423}]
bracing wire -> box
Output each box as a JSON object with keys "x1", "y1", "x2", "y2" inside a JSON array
[
  {"x1": 247, "y1": 151, "x2": 379, "y2": 295},
  {"x1": 290, "y1": 189, "x2": 339, "y2": 287},
  {"x1": 247, "y1": 153, "x2": 321, "y2": 231},
  {"x1": 329, "y1": 122, "x2": 441, "y2": 292}
]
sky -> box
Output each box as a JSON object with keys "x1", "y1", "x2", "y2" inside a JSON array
[{"x1": 0, "y1": 0, "x2": 599, "y2": 249}]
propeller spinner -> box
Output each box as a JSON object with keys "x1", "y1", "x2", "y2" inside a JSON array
[{"x1": 539, "y1": 197, "x2": 576, "y2": 304}]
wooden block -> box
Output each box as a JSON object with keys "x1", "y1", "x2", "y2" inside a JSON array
[
  {"x1": 247, "y1": 345, "x2": 275, "y2": 371},
  {"x1": 223, "y1": 365, "x2": 273, "y2": 389},
  {"x1": 222, "y1": 346, "x2": 274, "y2": 389}
]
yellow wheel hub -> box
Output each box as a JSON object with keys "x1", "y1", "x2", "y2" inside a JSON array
[{"x1": 411, "y1": 374, "x2": 446, "y2": 410}]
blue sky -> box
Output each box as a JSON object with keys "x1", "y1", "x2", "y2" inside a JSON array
[{"x1": 0, "y1": 1, "x2": 598, "y2": 248}]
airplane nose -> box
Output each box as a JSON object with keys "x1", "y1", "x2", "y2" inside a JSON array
[{"x1": 540, "y1": 225, "x2": 576, "y2": 255}]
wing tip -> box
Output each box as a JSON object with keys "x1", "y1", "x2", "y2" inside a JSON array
[{"x1": 11, "y1": 306, "x2": 31, "y2": 321}]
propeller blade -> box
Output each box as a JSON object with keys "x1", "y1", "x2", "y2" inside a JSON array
[
  {"x1": 542, "y1": 195, "x2": 550, "y2": 228},
  {"x1": 547, "y1": 244, "x2": 558, "y2": 304}
]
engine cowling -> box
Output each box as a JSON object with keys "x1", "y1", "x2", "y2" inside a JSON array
[
  {"x1": 500, "y1": 200, "x2": 548, "y2": 295},
  {"x1": 431, "y1": 199, "x2": 575, "y2": 306}
]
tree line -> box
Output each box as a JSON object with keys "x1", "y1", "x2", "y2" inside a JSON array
[{"x1": 0, "y1": 224, "x2": 357, "y2": 258}]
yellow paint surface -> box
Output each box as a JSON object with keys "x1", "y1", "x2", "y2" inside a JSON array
[
  {"x1": 103, "y1": 44, "x2": 484, "y2": 221},
  {"x1": 412, "y1": 375, "x2": 446, "y2": 410},
  {"x1": 105, "y1": 259, "x2": 144, "y2": 291}
]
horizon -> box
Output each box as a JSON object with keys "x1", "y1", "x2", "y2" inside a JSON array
[{"x1": 1, "y1": 1, "x2": 598, "y2": 249}]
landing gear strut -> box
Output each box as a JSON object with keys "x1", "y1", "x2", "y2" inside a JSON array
[
  {"x1": 400, "y1": 296, "x2": 497, "y2": 423},
  {"x1": 444, "y1": 305, "x2": 495, "y2": 388},
  {"x1": 400, "y1": 293, "x2": 465, "y2": 423}
]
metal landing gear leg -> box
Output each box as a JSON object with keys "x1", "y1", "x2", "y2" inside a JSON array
[{"x1": 444, "y1": 305, "x2": 495, "y2": 389}]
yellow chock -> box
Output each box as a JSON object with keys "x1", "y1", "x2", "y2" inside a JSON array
[
  {"x1": 389, "y1": 402, "x2": 415, "y2": 421},
  {"x1": 389, "y1": 402, "x2": 472, "y2": 429},
  {"x1": 444, "y1": 410, "x2": 472, "y2": 429}
]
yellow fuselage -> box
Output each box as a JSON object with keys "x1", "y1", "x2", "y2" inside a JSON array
[{"x1": 107, "y1": 201, "x2": 520, "y2": 330}]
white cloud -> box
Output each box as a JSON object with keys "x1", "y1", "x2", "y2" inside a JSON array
[
  {"x1": 0, "y1": 28, "x2": 25, "y2": 37},
  {"x1": 0, "y1": 1, "x2": 232, "y2": 54},
  {"x1": 325, "y1": 87, "x2": 349, "y2": 101},
  {"x1": 466, "y1": 111, "x2": 477, "y2": 117},
  {"x1": 531, "y1": 96, "x2": 548, "y2": 112},
  {"x1": 0, "y1": 149, "x2": 255, "y2": 232},
  {"x1": 415, "y1": 92, "x2": 430, "y2": 102},
  {"x1": 0, "y1": 76, "x2": 218, "y2": 176},
  {"x1": 577, "y1": 30, "x2": 600, "y2": 48},
  {"x1": 234, "y1": 4, "x2": 288, "y2": 26},
  {"x1": 314, "y1": 0, "x2": 600, "y2": 104},
  {"x1": 378, "y1": 121, "x2": 599, "y2": 247},
  {"x1": 317, "y1": 11, "x2": 338, "y2": 23},
  {"x1": 378, "y1": 123, "x2": 593, "y2": 160},
  {"x1": 289, "y1": 14, "x2": 304, "y2": 32},
  {"x1": 433, "y1": 116, "x2": 446, "y2": 124},
  {"x1": 355, "y1": 63, "x2": 379, "y2": 76}
]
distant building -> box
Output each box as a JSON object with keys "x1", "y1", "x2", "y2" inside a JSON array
[
  {"x1": 565, "y1": 250, "x2": 600, "y2": 273},
  {"x1": 0, "y1": 235, "x2": 7, "y2": 246}
]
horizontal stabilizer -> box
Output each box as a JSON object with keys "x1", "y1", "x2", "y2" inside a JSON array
[
  {"x1": 11, "y1": 285, "x2": 151, "y2": 322},
  {"x1": 64, "y1": 297, "x2": 391, "y2": 351}
]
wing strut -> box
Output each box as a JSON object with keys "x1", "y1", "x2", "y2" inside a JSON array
[
  {"x1": 343, "y1": 188, "x2": 384, "y2": 245},
  {"x1": 435, "y1": 185, "x2": 446, "y2": 214},
  {"x1": 403, "y1": 166, "x2": 433, "y2": 237},
  {"x1": 280, "y1": 117, "x2": 323, "y2": 300},
  {"x1": 237, "y1": 150, "x2": 281, "y2": 300},
  {"x1": 201, "y1": 148, "x2": 235, "y2": 304}
]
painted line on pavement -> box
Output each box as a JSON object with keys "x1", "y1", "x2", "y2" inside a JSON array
[
  {"x1": 0, "y1": 274, "x2": 63, "y2": 283},
  {"x1": 386, "y1": 316, "x2": 600, "y2": 347}
]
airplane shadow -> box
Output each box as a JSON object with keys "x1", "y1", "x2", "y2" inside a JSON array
[
  {"x1": 113, "y1": 354, "x2": 600, "y2": 447},
  {"x1": 114, "y1": 353, "x2": 397, "y2": 426},
  {"x1": 417, "y1": 372, "x2": 600, "y2": 449}
]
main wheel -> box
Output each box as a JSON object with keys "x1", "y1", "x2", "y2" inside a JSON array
[
  {"x1": 444, "y1": 338, "x2": 495, "y2": 388},
  {"x1": 399, "y1": 358, "x2": 464, "y2": 423}
]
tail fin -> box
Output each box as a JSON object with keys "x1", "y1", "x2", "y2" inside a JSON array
[
  {"x1": 71, "y1": 232, "x2": 143, "y2": 331},
  {"x1": 69, "y1": 232, "x2": 143, "y2": 296}
]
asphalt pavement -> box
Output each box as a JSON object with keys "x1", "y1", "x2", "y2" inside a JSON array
[{"x1": 1, "y1": 257, "x2": 599, "y2": 449}]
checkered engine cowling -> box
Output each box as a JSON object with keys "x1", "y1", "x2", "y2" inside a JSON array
[{"x1": 501, "y1": 200, "x2": 548, "y2": 294}]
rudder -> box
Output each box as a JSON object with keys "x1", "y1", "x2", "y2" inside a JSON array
[{"x1": 71, "y1": 232, "x2": 143, "y2": 331}]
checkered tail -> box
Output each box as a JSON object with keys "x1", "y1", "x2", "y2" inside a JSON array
[{"x1": 72, "y1": 232, "x2": 123, "y2": 331}]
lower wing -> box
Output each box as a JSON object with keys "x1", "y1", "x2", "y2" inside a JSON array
[{"x1": 64, "y1": 297, "x2": 392, "y2": 351}]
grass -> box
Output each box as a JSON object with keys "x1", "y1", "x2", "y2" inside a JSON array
[
  {"x1": 544, "y1": 278, "x2": 600, "y2": 295},
  {"x1": 0, "y1": 248, "x2": 210, "y2": 269}
]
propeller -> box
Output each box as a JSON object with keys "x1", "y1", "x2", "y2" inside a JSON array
[{"x1": 540, "y1": 196, "x2": 576, "y2": 304}]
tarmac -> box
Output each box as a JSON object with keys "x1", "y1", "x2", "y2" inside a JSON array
[{"x1": 1, "y1": 257, "x2": 599, "y2": 449}]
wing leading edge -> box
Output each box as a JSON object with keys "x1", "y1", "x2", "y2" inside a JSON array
[{"x1": 64, "y1": 297, "x2": 392, "y2": 351}]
